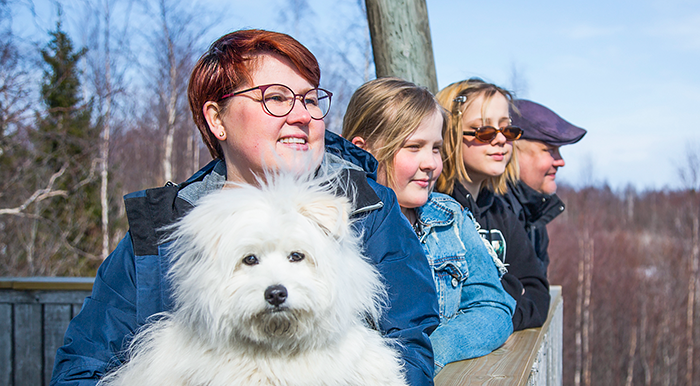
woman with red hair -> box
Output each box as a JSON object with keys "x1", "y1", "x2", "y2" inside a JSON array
[{"x1": 51, "y1": 30, "x2": 439, "y2": 386}]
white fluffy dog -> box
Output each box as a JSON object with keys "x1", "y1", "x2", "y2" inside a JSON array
[{"x1": 98, "y1": 172, "x2": 407, "y2": 386}]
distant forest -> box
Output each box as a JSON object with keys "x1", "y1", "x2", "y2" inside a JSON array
[
  {"x1": 2, "y1": 1, "x2": 700, "y2": 386},
  {"x1": 550, "y1": 186, "x2": 700, "y2": 385}
]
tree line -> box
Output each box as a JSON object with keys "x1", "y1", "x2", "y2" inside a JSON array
[{"x1": 549, "y1": 184, "x2": 700, "y2": 385}]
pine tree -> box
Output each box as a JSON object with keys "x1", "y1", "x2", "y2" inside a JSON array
[
  {"x1": 28, "y1": 20, "x2": 102, "y2": 275},
  {"x1": 37, "y1": 20, "x2": 92, "y2": 169}
]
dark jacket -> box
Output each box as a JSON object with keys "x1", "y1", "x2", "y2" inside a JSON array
[
  {"x1": 450, "y1": 182, "x2": 550, "y2": 331},
  {"x1": 500, "y1": 180, "x2": 565, "y2": 276},
  {"x1": 51, "y1": 131, "x2": 440, "y2": 386}
]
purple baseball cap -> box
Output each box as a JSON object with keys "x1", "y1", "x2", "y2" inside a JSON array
[{"x1": 510, "y1": 99, "x2": 586, "y2": 146}]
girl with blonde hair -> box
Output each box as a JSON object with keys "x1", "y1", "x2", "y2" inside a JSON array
[
  {"x1": 436, "y1": 78, "x2": 550, "y2": 331},
  {"x1": 343, "y1": 77, "x2": 515, "y2": 374}
]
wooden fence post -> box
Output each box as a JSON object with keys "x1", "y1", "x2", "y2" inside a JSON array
[{"x1": 365, "y1": 0, "x2": 438, "y2": 94}]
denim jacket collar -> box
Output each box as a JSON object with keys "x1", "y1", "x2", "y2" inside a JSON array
[{"x1": 415, "y1": 193, "x2": 457, "y2": 242}]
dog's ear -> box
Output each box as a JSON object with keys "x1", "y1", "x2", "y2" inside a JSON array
[{"x1": 298, "y1": 196, "x2": 351, "y2": 239}]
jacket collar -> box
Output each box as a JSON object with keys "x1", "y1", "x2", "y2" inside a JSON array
[
  {"x1": 416, "y1": 193, "x2": 456, "y2": 227},
  {"x1": 508, "y1": 180, "x2": 564, "y2": 225},
  {"x1": 450, "y1": 181, "x2": 496, "y2": 218},
  {"x1": 126, "y1": 133, "x2": 384, "y2": 257},
  {"x1": 324, "y1": 130, "x2": 379, "y2": 180},
  {"x1": 414, "y1": 194, "x2": 456, "y2": 241}
]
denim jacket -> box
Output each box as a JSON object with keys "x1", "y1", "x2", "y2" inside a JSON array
[{"x1": 415, "y1": 193, "x2": 515, "y2": 373}]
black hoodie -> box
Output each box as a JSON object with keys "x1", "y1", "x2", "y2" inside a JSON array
[{"x1": 451, "y1": 181, "x2": 550, "y2": 331}]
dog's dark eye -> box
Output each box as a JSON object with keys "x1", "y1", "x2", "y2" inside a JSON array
[
  {"x1": 288, "y1": 252, "x2": 305, "y2": 262},
  {"x1": 242, "y1": 254, "x2": 259, "y2": 266}
]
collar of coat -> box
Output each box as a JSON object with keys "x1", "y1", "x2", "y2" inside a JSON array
[{"x1": 124, "y1": 147, "x2": 382, "y2": 256}]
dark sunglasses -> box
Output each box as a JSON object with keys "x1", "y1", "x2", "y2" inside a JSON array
[{"x1": 463, "y1": 126, "x2": 523, "y2": 142}]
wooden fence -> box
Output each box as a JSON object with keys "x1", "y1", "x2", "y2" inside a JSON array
[
  {"x1": 0, "y1": 277, "x2": 93, "y2": 386},
  {"x1": 1, "y1": 278, "x2": 562, "y2": 386},
  {"x1": 435, "y1": 286, "x2": 564, "y2": 386}
]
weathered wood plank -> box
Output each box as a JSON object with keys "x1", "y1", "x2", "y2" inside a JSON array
[
  {"x1": 14, "y1": 303, "x2": 43, "y2": 386},
  {"x1": 0, "y1": 277, "x2": 94, "y2": 291},
  {"x1": 0, "y1": 289, "x2": 91, "y2": 305},
  {"x1": 527, "y1": 286, "x2": 563, "y2": 386},
  {"x1": 44, "y1": 304, "x2": 72, "y2": 386},
  {"x1": 0, "y1": 303, "x2": 12, "y2": 386},
  {"x1": 540, "y1": 297, "x2": 563, "y2": 385},
  {"x1": 435, "y1": 286, "x2": 563, "y2": 386},
  {"x1": 434, "y1": 330, "x2": 539, "y2": 385},
  {"x1": 0, "y1": 278, "x2": 95, "y2": 386}
]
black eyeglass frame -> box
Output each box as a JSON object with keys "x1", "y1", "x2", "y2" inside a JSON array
[
  {"x1": 462, "y1": 125, "x2": 523, "y2": 142},
  {"x1": 219, "y1": 83, "x2": 333, "y2": 120}
]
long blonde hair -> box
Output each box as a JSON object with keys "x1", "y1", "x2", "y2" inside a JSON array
[
  {"x1": 342, "y1": 77, "x2": 447, "y2": 189},
  {"x1": 435, "y1": 78, "x2": 519, "y2": 195}
]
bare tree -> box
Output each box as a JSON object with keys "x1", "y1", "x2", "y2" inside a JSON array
[
  {"x1": 99, "y1": 0, "x2": 112, "y2": 259},
  {"x1": 574, "y1": 231, "x2": 594, "y2": 386},
  {"x1": 575, "y1": 254, "x2": 584, "y2": 386},
  {"x1": 677, "y1": 144, "x2": 700, "y2": 385},
  {"x1": 0, "y1": 0, "x2": 35, "y2": 147},
  {"x1": 686, "y1": 217, "x2": 699, "y2": 385},
  {"x1": 276, "y1": 0, "x2": 313, "y2": 38},
  {"x1": 508, "y1": 61, "x2": 529, "y2": 99},
  {"x1": 583, "y1": 234, "x2": 593, "y2": 386},
  {"x1": 275, "y1": 0, "x2": 375, "y2": 134},
  {"x1": 76, "y1": 0, "x2": 137, "y2": 259},
  {"x1": 137, "y1": 0, "x2": 211, "y2": 185},
  {"x1": 159, "y1": 0, "x2": 178, "y2": 184},
  {"x1": 0, "y1": 2, "x2": 42, "y2": 275},
  {"x1": 678, "y1": 143, "x2": 700, "y2": 191},
  {"x1": 625, "y1": 325, "x2": 637, "y2": 386}
]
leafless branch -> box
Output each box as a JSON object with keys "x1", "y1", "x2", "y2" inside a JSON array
[
  {"x1": 73, "y1": 157, "x2": 99, "y2": 190},
  {"x1": 0, "y1": 164, "x2": 68, "y2": 215}
]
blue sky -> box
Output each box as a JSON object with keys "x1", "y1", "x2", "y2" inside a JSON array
[{"x1": 13, "y1": 0, "x2": 700, "y2": 190}]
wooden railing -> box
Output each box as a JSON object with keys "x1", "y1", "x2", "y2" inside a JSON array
[
  {"x1": 0, "y1": 277, "x2": 93, "y2": 386},
  {"x1": 1, "y1": 278, "x2": 562, "y2": 386},
  {"x1": 435, "y1": 286, "x2": 564, "y2": 386}
]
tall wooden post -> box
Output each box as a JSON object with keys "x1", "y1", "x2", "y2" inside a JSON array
[{"x1": 365, "y1": 0, "x2": 438, "y2": 94}]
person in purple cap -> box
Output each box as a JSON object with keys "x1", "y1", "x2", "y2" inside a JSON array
[{"x1": 502, "y1": 99, "x2": 587, "y2": 276}]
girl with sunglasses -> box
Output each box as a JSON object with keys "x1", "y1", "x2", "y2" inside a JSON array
[
  {"x1": 342, "y1": 77, "x2": 515, "y2": 374},
  {"x1": 435, "y1": 78, "x2": 550, "y2": 331}
]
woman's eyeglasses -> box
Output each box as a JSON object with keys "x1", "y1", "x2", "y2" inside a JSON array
[
  {"x1": 463, "y1": 126, "x2": 523, "y2": 142},
  {"x1": 219, "y1": 83, "x2": 333, "y2": 120}
]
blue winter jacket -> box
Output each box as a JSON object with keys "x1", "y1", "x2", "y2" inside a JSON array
[
  {"x1": 416, "y1": 193, "x2": 515, "y2": 373},
  {"x1": 50, "y1": 131, "x2": 440, "y2": 386}
]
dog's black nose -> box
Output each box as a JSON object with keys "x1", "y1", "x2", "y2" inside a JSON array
[{"x1": 264, "y1": 285, "x2": 288, "y2": 306}]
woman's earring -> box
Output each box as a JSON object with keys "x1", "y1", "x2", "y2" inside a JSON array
[{"x1": 219, "y1": 131, "x2": 225, "y2": 138}]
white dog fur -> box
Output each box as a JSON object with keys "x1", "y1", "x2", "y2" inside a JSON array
[{"x1": 98, "y1": 172, "x2": 407, "y2": 386}]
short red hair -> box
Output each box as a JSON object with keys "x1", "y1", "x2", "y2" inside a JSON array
[{"x1": 188, "y1": 29, "x2": 321, "y2": 159}]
